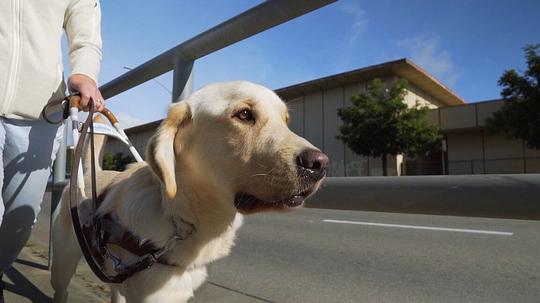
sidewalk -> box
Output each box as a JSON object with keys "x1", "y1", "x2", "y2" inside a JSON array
[{"x1": 2, "y1": 192, "x2": 108, "y2": 303}]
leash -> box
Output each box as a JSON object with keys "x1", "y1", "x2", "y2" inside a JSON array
[
  {"x1": 69, "y1": 100, "x2": 117, "y2": 281},
  {"x1": 50, "y1": 96, "x2": 193, "y2": 283}
]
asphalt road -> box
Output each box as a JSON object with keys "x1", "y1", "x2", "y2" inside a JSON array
[
  {"x1": 193, "y1": 208, "x2": 540, "y2": 303},
  {"x1": 21, "y1": 193, "x2": 540, "y2": 302}
]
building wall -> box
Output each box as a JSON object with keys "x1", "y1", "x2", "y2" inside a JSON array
[
  {"x1": 105, "y1": 84, "x2": 540, "y2": 177},
  {"x1": 286, "y1": 86, "x2": 540, "y2": 176},
  {"x1": 285, "y1": 78, "x2": 442, "y2": 177},
  {"x1": 432, "y1": 99, "x2": 504, "y2": 131},
  {"x1": 107, "y1": 78, "x2": 446, "y2": 177},
  {"x1": 446, "y1": 130, "x2": 485, "y2": 174},
  {"x1": 323, "y1": 87, "x2": 345, "y2": 177},
  {"x1": 106, "y1": 129, "x2": 154, "y2": 160},
  {"x1": 439, "y1": 100, "x2": 540, "y2": 174},
  {"x1": 405, "y1": 83, "x2": 445, "y2": 109},
  {"x1": 446, "y1": 129, "x2": 540, "y2": 174},
  {"x1": 343, "y1": 82, "x2": 368, "y2": 176}
]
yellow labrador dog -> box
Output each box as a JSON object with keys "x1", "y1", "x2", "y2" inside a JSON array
[{"x1": 51, "y1": 81, "x2": 329, "y2": 303}]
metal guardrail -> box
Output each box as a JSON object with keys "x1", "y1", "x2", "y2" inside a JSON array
[
  {"x1": 447, "y1": 157, "x2": 540, "y2": 175},
  {"x1": 308, "y1": 174, "x2": 540, "y2": 220},
  {"x1": 99, "y1": 0, "x2": 337, "y2": 102}
]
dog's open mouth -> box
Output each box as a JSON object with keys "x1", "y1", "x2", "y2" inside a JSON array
[{"x1": 234, "y1": 190, "x2": 312, "y2": 214}]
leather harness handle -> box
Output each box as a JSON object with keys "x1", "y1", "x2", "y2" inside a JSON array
[
  {"x1": 69, "y1": 95, "x2": 81, "y2": 109},
  {"x1": 69, "y1": 101, "x2": 120, "y2": 283},
  {"x1": 70, "y1": 95, "x2": 118, "y2": 125},
  {"x1": 100, "y1": 108, "x2": 119, "y2": 124}
]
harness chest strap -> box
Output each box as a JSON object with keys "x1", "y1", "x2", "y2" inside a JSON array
[{"x1": 69, "y1": 100, "x2": 194, "y2": 283}]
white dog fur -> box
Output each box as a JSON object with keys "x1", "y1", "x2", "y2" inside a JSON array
[{"x1": 50, "y1": 81, "x2": 327, "y2": 303}]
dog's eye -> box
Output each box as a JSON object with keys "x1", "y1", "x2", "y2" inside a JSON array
[{"x1": 234, "y1": 109, "x2": 255, "y2": 123}]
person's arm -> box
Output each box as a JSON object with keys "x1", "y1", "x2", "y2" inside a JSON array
[{"x1": 65, "y1": 0, "x2": 104, "y2": 111}]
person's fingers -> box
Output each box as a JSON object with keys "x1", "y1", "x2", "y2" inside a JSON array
[
  {"x1": 82, "y1": 93, "x2": 101, "y2": 112},
  {"x1": 80, "y1": 93, "x2": 91, "y2": 112},
  {"x1": 97, "y1": 101, "x2": 105, "y2": 112},
  {"x1": 91, "y1": 96, "x2": 105, "y2": 112},
  {"x1": 95, "y1": 99, "x2": 103, "y2": 112},
  {"x1": 95, "y1": 90, "x2": 105, "y2": 112},
  {"x1": 70, "y1": 76, "x2": 104, "y2": 112}
]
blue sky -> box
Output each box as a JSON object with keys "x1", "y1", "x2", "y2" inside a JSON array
[{"x1": 82, "y1": 0, "x2": 540, "y2": 127}]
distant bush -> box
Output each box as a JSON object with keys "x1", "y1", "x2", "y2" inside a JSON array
[{"x1": 102, "y1": 152, "x2": 135, "y2": 171}]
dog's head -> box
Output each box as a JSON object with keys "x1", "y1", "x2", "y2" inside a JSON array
[{"x1": 146, "y1": 81, "x2": 329, "y2": 214}]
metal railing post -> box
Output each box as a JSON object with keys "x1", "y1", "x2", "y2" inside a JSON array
[
  {"x1": 49, "y1": 120, "x2": 68, "y2": 268},
  {"x1": 172, "y1": 59, "x2": 194, "y2": 102}
]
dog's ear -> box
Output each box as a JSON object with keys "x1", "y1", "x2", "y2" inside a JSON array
[{"x1": 146, "y1": 102, "x2": 191, "y2": 201}]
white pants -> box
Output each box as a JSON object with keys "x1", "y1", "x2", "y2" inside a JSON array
[{"x1": 0, "y1": 116, "x2": 63, "y2": 273}]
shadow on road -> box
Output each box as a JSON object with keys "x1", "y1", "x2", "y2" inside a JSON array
[
  {"x1": 14, "y1": 258, "x2": 49, "y2": 271},
  {"x1": 4, "y1": 262, "x2": 51, "y2": 303}
]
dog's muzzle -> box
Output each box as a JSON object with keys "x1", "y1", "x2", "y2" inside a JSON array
[{"x1": 296, "y1": 149, "x2": 329, "y2": 182}]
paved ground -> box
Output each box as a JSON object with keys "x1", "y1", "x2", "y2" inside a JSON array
[
  {"x1": 205, "y1": 208, "x2": 540, "y2": 303},
  {"x1": 3, "y1": 193, "x2": 540, "y2": 302},
  {"x1": 3, "y1": 192, "x2": 108, "y2": 303}
]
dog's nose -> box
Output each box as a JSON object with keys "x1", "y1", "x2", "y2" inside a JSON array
[{"x1": 296, "y1": 149, "x2": 330, "y2": 175}]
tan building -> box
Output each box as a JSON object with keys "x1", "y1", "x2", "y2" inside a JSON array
[
  {"x1": 106, "y1": 58, "x2": 540, "y2": 176},
  {"x1": 275, "y1": 58, "x2": 463, "y2": 176},
  {"x1": 428, "y1": 99, "x2": 540, "y2": 174}
]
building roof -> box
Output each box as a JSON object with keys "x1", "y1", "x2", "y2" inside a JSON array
[
  {"x1": 275, "y1": 58, "x2": 466, "y2": 106},
  {"x1": 124, "y1": 58, "x2": 465, "y2": 133}
]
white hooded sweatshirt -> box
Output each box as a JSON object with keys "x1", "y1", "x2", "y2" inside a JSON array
[{"x1": 0, "y1": 0, "x2": 102, "y2": 120}]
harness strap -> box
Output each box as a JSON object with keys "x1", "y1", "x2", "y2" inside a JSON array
[
  {"x1": 100, "y1": 213, "x2": 159, "y2": 256},
  {"x1": 69, "y1": 101, "x2": 120, "y2": 282},
  {"x1": 69, "y1": 99, "x2": 192, "y2": 283}
]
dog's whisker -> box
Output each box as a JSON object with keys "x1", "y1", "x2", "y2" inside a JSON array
[{"x1": 226, "y1": 167, "x2": 280, "y2": 182}]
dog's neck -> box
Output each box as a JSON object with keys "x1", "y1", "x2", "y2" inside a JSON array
[
  {"x1": 161, "y1": 168, "x2": 242, "y2": 268},
  {"x1": 168, "y1": 165, "x2": 238, "y2": 241}
]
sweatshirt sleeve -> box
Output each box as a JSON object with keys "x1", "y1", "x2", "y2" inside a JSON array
[{"x1": 64, "y1": 0, "x2": 102, "y2": 83}]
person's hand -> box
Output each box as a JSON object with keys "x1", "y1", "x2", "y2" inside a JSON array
[{"x1": 68, "y1": 74, "x2": 105, "y2": 112}]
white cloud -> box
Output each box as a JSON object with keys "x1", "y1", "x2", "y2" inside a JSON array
[
  {"x1": 115, "y1": 112, "x2": 146, "y2": 128},
  {"x1": 338, "y1": 1, "x2": 368, "y2": 44},
  {"x1": 398, "y1": 34, "x2": 460, "y2": 86}
]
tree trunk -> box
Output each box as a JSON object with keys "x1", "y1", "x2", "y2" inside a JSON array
[{"x1": 382, "y1": 154, "x2": 388, "y2": 176}]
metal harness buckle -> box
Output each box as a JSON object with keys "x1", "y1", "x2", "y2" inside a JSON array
[
  {"x1": 140, "y1": 253, "x2": 158, "y2": 269},
  {"x1": 103, "y1": 246, "x2": 127, "y2": 273}
]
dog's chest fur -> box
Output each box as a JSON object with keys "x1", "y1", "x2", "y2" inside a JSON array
[{"x1": 187, "y1": 213, "x2": 243, "y2": 268}]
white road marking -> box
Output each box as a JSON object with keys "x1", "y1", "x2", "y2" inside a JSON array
[{"x1": 323, "y1": 219, "x2": 514, "y2": 236}]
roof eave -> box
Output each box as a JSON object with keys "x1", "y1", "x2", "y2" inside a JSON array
[{"x1": 276, "y1": 58, "x2": 466, "y2": 106}]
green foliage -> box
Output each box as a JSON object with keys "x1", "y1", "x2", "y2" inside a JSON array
[
  {"x1": 486, "y1": 44, "x2": 540, "y2": 149},
  {"x1": 337, "y1": 78, "x2": 441, "y2": 175},
  {"x1": 66, "y1": 147, "x2": 74, "y2": 171},
  {"x1": 102, "y1": 152, "x2": 135, "y2": 171}
]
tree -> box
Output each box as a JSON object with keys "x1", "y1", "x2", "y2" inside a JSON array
[
  {"x1": 102, "y1": 152, "x2": 135, "y2": 171},
  {"x1": 337, "y1": 78, "x2": 441, "y2": 176},
  {"x1": 486, "y1": 44, "x2": 540, "y2": 149}
]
